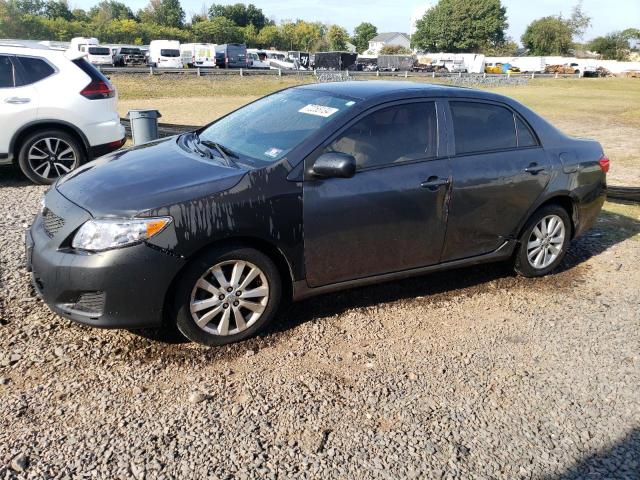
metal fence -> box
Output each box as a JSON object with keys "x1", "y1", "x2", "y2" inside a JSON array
[{"x1": 100, "y1": 66, "x2": 581, "y2": 80}]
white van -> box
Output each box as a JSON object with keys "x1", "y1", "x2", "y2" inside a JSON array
[
  {"x1": 246, "y1": 49, "x2": 270, "y2": 69},
  {"x1": 181, "y1": 43, "x2": 216, "y2": 68},
  {"x1": 149, "y1": 40, "x2": 182, "y2": 69},
  {"x1": 69, "y1": 37, "x2": 113, "y2": 67}
]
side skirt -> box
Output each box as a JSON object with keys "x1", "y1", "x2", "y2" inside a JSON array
[{"x1": 292, "y1": 240, "x2": 516, "y2": 301}]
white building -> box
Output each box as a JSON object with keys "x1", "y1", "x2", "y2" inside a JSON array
[{"x1": 367, "y1": 32, "x2": 411, "y2": 55}]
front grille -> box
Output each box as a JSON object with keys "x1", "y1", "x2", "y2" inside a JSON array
[
  {"x1": 72, "y1": 292, "x2": 105, "y2": 315},
  {"x1": 42, "y1": 208, "x2": 65, "y2": 238}
]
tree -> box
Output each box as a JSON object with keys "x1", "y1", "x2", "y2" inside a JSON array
[
  {"x1": 521, "y1": 16, "x2": 573, "y2": 55},
  {"x1": 293, "y1": 21, "x2": 324, "y2": 51},
  {"x1": 89, "y1": 1, "x2": 135, "y2": 22},
  {"x1": 208, "y1": 3, "x2": 268, "y2": 29},
  {"x1": 44, "y1": 0, "x2": 71, "y2": 20},
  {"x1": 379, "y1": 45, "x2": 412, "y2": 55},
  {"x1": 140, "y1": 0, "x2": 184, "y2": 28},
  {"x1": 352, "y1": 22, "x2": 377, "y2": 53},
  {"x1": 412, "y1": 0, "x2": 508, "y2": 53},
  {"x1": 589, "y1": 32, "x2": 630, "y2": 60},
  {"x1": 256, "y1": 24, "x2": 282, "y2": 49},
  {"x1": 327, "y1": 24, "x2": 348, "y2": 51},
  {"x1": 568, "y1": 0, "x2": 591, "y2": 40},
  {"x1": 192, "y1": 16, "x2": 242, "y2": 43}
]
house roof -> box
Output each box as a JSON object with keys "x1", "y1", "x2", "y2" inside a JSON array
[{"x1": 370, "y1": 32, "x2": 410, "y2": 43}]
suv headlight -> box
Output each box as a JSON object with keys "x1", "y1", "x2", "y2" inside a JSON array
[{"x1": 72, "y1": 217, "x2": 172, "y2": 252}]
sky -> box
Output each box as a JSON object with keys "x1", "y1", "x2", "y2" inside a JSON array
[{"x1": 81, "y1": 0, "x2": 639, "y2": 43}]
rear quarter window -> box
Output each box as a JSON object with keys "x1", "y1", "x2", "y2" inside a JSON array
[
  {"x1": 450, "y1": 101, "x2": 517, "y2": 155},
  {"x1": 16, "y1": 56, "x2": 55, "y2": 85},
  {"x1": 0, "y1": 55, "x2": 16, "y2": 88},
  {"x1": 515, "y1": 115, "x2": 538, "y2": 147}
]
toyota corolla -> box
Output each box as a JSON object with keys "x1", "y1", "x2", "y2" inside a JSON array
[{"x1": 26, "y1": 81, "x2": 607, "y2": 346}]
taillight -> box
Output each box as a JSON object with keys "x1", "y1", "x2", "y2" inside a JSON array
[
  {"x1": 599, "y1": 155, "x2": 610, "y2": 173},
  {"x1": 80, "y1": 80, "x2": 115, "y2": 100}
]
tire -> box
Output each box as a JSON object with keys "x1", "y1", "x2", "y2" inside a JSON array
[
  {"x1": 514, "y1": 204, "x2": 572, "y2": 277},
  {"x1": 18, "y1": 129, "x2": 85, "y2": 185},
  {"x1": 173, "y1": 246, "x2": 282, "y2": 346}
]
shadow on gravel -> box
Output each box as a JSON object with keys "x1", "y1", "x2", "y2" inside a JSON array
[
  {"x1": 551, "y1": 427, "x2": 640, "y2": 479},
  {"x1": 0, "y1": 165, "x2": 32, "y2": 187}
]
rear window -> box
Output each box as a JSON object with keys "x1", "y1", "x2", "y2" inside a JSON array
[
  {"x1": 450, "y1": 101, "x2": 517, "y2": 155},
  {"x1": 121, "y1": 48, "x2": 140, "y2": 55},
  {"x1": 0, "y1": 55, "x2": 16, "y2": 88},
  {"x1": 160, "y1": 49, "x2": 180, "y2": 57},
  {"x1": 88, "y1": 47, "x2": 111, "y2": 55},
  {"x1": 515, "y1": 116, "x2": 538, "y2": 147},
  {"x1": 17, "y1": 56, "x2": 55, "y2": 84},
  {"x1": 72, "y1": 58, "x2": 111, "y2": 84}
]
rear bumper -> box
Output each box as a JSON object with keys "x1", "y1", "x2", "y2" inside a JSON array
[
  {"x1": 574, "y1": 185, "x2": 606, "y2": 238},
  {"x1": 26, "y1": 191, "x2": 185, "y2": 329},
  {"x1": 89, "y1": 137, "x2": 126, "y2": 159}
]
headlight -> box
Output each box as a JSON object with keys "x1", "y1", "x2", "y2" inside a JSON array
[{"x1": 72, "y1": 217, "x2": 172, "y2": 252}]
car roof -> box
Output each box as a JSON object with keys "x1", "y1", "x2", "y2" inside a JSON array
[{"x1": 294, "y1": 80, "x2": 507, "y2": 103}]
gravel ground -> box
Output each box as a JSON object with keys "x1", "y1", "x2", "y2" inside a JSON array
[{"x1": 1, "y1": 165, "x2": 639, "y2": 479}]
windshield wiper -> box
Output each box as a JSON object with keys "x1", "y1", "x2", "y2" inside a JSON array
[{"x1": 194, "y1": 133, "x2": 239, "y2": 168}]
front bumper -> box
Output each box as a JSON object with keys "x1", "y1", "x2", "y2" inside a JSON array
[{"x1": 26, "y1": 190, "x2": 185, "y2": 329}]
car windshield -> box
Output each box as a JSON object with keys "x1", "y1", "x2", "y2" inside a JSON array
[
  {"x1": 89, "y1": 47, "x2": 111, "y2": 55},
  {"x1": 198, "y1": 89, "x2": 357, "y2": 166}
]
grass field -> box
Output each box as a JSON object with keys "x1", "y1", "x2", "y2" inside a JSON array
[{"x1": 112, "y1": 75, "x2": 640, "y2": 185}]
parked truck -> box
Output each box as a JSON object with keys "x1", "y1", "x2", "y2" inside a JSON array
[
  {"x1": 148, "y1": 40, "x2": 182, "y2": 68},
  {"x1": 215, "y1": 44, "x2": 247, "y2": 68}
]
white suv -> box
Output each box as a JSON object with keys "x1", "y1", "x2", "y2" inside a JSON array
[{"x1": 0, "y1": 40, "x2": 125, "y2": 184}]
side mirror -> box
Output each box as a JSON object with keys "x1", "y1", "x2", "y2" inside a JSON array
[{"x1": 311, "y1": 152, "x2": 356, "y2": 179}]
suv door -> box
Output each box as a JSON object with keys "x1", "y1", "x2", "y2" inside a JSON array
[
  {"x1": 441, "y1": 100, "x2": 550, "y2": 261},
  {"x1": 0, "y1": 55, "x2": 39, "y2": 157},
  {"x1": 303, "y1": 100, "x2": 450, "y2": 287}
]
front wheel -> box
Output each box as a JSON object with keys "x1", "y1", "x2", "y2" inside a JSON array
[
  {"x1": 514, "y1": 205, "x2": 572, "y2": 277},
  {"x1": 173, "y1": 247, "x2": 281, "y2": 346}
]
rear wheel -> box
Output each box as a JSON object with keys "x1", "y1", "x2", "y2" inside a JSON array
[
  {"x1": 514, "y1": 205, "x2": 572, "y2": 277},
  {"x1": 174, "y1": 247, "x2": 281, "y2": 346},
  {"x1": 18, "y1": 129, "x2": 85, "y2": 185}
]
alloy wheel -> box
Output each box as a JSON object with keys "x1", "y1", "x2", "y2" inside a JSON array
[
  {"x1": 27, "y1": 137, "x2": 78, "y2": 181},
  {"x1": 190, "y1": 260, "x2": 269, "y2": 336},
  {"x1": 527, "y1": 214, "x2": 566, "y2": 269}
]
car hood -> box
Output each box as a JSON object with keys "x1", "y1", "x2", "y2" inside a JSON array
[{"x1": 56, "y1": 137, "x2": 247, "y2": 217}]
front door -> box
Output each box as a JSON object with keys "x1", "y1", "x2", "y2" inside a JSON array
[
  {"x1": 303, "y1": 100, "x2": 450, "y2": 287},
  {"x1": 0, "y1": 55, "x2": 38, "y2": 157},
  {"x1": 441, "y1": 100, "x2": 551, "y2": 261}
]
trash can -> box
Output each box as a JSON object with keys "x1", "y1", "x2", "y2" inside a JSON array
[{"x1": 126, "y1": 109, "x2": 162, "y2": 145}]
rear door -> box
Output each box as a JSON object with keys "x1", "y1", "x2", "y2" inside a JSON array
[
  {"x1": 441, "y1": 100, "x2": 550, "y2": 261},
  {"x1": 0, "y1": 55, "x2": 39, "y2": 156},
  {"x1": 303, "y1": 99, "x2": 451, "y2": 287}
]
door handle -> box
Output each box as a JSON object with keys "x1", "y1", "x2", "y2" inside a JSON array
[
  {"x1": 421, "y1": 176, "x2": 450, "y2": 189},
  {"x1": 4, "y1": 97, "x2": 31, "y2": 104},
  {"x1": 525, "y1": 163, "x2": 545, "y2": 174}
]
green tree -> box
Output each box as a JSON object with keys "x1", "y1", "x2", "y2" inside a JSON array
[
  {"x1": 44, "y1": 0, "x2": 71, "y2": 20},
  {"x1": 412, "y1": 0, "x2": 508, "y2": 53},
  {"x1": 256, "y1": 24, "x2": 282, "y2": 49},
  {"x1": 192, "y1": 16, "x2": 242, "y2": 43},
  {"x1": 568, "y1": 0, "x2": 591, "y2": 40},
  {"x1": 89, "y1": 1, "x2": 135, "y2": 21},
  {"x1": 521, "y1": 16, "x2": 573, "y2": 55},
  {"x1": 351, "y1": 22, "x2": 377, "y2": 53},
  {"x1": 71, "y1": 8, "x2": 89, "y2": 22},
  {"x1": 140, "y1": 0, "x2": 184, "y2": 28},
  {"x1": 208, "y1": 3, "x2": 268, "y2": 29},
  {"x1": 327, "y1": 24, "x2": 348, "y2": 51},
  {"x1": 294, "y1": 21, "x2": 324, "y2": 51},
  {"x1": 589, "y1": 32, "x2": 630, "y2": 60},
  {"x1": 242, "y1": 23, "x2": 258, "y2": 46}
]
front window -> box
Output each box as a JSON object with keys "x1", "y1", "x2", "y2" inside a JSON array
[
  {"x1": 199, "y1": 89, "x2": 357, "y2": 166},
  {"x1": 160, "y1": 49, "x2": 180, "y2": 57}
]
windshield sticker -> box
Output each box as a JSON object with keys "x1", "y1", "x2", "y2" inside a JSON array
[
  {"x1": 264, "y1": 147, "x2": 283, "y2": 158},
  {"x1": 299, "y1": 104, "x2": 340, "y2": 117},
  {"x1": 345, "y1": 101, "x2": 356, "y2": 106}
]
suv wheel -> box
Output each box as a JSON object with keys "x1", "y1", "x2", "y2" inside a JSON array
[
  {"x1": 18, "y1": 130, "x2": 85, "y2": 185},
  {"x1": 514, "y1": 205, "x2": 572, "y2": 277},
  {"x1": 174, "y1": 247, "x2": 282, "y2": 346}
]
